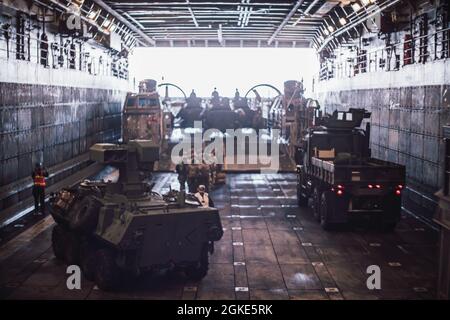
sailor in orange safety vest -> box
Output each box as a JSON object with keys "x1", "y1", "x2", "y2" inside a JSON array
[{"x1": 31, "y1": 162, "x2": 49, "y2": 215}]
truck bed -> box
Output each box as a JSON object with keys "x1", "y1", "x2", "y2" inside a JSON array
[{"x1": 310, "y1": 157, "x2": 405, "y2": 185}]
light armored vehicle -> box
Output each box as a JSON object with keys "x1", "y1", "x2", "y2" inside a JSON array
[{"x1": 49, "y1": 140, "x2": 223, "y2": 290}]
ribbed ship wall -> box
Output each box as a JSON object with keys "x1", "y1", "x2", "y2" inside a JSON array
[{"x1": 0, "y1": 58, "x2": 128, "y2": 189}]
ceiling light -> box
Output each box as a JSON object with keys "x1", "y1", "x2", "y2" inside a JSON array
[
  {"x1": 351, "y1": 3, "x2": 362, "y2": 12},
  {"x1": 323, "y1": 28, "x2": 330, "y2": 35},
  {"x1": 327, "y1": 25, "x2": 334, "y2": 32},
  {"x1": 339, "y1": 17, "x2": 347, "y2": 25},
  {"x1": 87, "y1": 10, "x2": 99, "y2": 20},
  {"x1": 103, "y1": 19, "x2": 112, "y2": 28}
]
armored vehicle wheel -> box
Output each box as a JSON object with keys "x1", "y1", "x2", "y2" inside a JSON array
[
  {"x1": 50, "y1": 206, "x2": 67, "y2": 226},
  {"x1": 64, "y1": 231, "x2": 81, "y2": 265},
  {"x1": 297, "y1": 187, "x2": 308, "y2": 207},
  {"x1": 94, "y1": 248, "x2": 120, "y2": 291},
  {"x1": 80, "y1": 240, "x2": 97, "y2": 281},
  {"x1": 70, "y1": 197, "x2": 100, "y2": 233},
  {"x1": 312, "y1": 188, "x2": 321, "y2": 221},
  {"x1": 320, "y1": 192, "x2": 333, "y2": 231},
  {"x1": 379, "y1": 220, "x2": 397, "y2": 233},
  {"x1": 51, "y1": 225, "x2": 67, "y2": 260},
  {"x1": 185, "y1": 245, "x2": 209, "y2": 280}
]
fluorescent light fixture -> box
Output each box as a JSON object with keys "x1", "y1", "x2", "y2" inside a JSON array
[
  {"x1": 351, "y1": 3, "x2": 362, "y2": 12},
  {"x1": 339, "y1": 17, "x2": 347, "y2": 25},
  {"x1": 323, "y1": 28, "x2": 330, "y2": 35},
  {"x1": 103, "y1": 19, "x2": 112, "y2": 28},
  {"x1": 327, "y1": 25, "x2": 334, "y2": 32},
  {"x1": 88, "y1": 10, "x2": 99, "y2": 20}
]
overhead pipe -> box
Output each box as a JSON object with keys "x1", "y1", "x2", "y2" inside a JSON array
[
  {"x1": 292, "y1": 0, "x2": 321, "y2": 26},
  {"x1": 268, "y1": 0, "x2": 305, "y2": 45},
  {"x1": 186, "y1": 0, "x2": 199, "y2": 27}
]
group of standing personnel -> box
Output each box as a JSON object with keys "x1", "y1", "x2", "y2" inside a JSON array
[
  {"x1": 176, "y1": 160, "x2": 214, "y2": 208},
  {"x1": 176, "y1": 161, "x2": 211, "y2": 193}
]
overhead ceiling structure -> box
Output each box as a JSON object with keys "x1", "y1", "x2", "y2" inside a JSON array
[
  {"x1": 102, "y1": 0, "x2": 332, "y2": 48},
  {"x1": 101, "y1": 0, "x2": 402, "y2": 50},
  {"x1": 19, "y1": 0, "x2": 403, "y2": 51}
]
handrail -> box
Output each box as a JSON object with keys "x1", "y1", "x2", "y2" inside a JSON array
[
  {"x1": 318, "y1": 27, "x2": 450, "y2": 81},
  {"x1": 0, "y1": 27, "x2": 129, "y2": 80}
]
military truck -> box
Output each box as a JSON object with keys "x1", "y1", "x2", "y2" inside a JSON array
[
  {"x1": 49, "y1": 140, "x2": 223, "y2": 290},
  {"x1": 296, "y1": 108, "x2": 405, "y2": 231}
]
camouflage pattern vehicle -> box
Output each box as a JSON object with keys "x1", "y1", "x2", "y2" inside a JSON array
[
  {"x1": 123, "y1": 79, "x2": 163, "y2": 145},
  {"x1": 49, "y1": 140, "x2": 223, "y2": 290}
]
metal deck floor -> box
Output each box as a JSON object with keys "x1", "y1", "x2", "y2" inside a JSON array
[{"x1": 0, "y1": 173, "x2": 438, "y2": 300}]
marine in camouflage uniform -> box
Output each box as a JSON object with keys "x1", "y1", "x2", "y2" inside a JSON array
[
  {"x1": 187, "y1": 164, "x2": 199, "y2": 193},
  {"x1": 175, "y1": 161, "x2": 188, "y2": 191}
]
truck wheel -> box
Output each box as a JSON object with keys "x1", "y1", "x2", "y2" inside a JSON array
[
  {"x1": 320, "y1": 192, "x2": 333, "y2": 230},
  {"x1": 94, "y1": 248, "x2": 120, "y2": 291},
  {"x1": 185, "y1": 245, "x2": 209, "y2": 280},
  {"x1": 70, "y1": 197, "x2": 100, "y2": 233},
  {"x1": 297, "y1": 187, "x2": 308, "y2": 207},
  {"x1": 80, "y1": 240, "x2": 97, "y2": 281},
  {"x1": 51, "y1": 225, "x2": 67, "y2": 261},
  {"x1": 64, "y1": 231, "x2": 81, "y2": 265},
  {"x1": 312, "y1": 188, "x2": 321, "y2": 221}
]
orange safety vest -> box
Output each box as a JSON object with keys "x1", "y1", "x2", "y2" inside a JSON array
[{"x1": 34, "y1": 173, "x2": 46, "y2": 187}]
